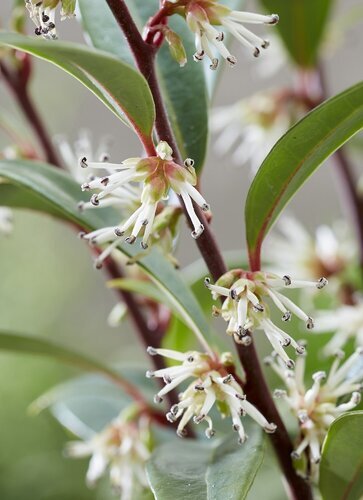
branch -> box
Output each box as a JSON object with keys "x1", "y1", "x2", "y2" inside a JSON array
[
  {"x1": 105, "y1": 1, "x2": 313, "y2": 497},
  {"x1": 0, "y1": 60, "x2": 62, "y2": 167}
]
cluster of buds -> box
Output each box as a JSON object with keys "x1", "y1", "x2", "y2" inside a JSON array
[
  {"x1": 266, "y1": 348, "x2": 363, "y2": 471},
  {"x1": 67, "y1": 408, "x2": 151, "y2": 500},
  {"x1": 25, "y1": 0, "x2": 75, "y2": 39},
  {"x1": 79, "y1": 141, "x2": 209, "y2": 268},
  {"x1": 166, "y1": 0, "x2": 278, "y2": 69},
  {"x1": 205, "y1": 270, "x2": 328, "y2": 366},
  {"x1": 147, "y1": 347, "x2": 277, "y2": 442}
]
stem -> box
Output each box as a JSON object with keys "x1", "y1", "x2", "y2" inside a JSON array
[
  {"x1": 0, "y1": 61, "x2": 62, "y2": 167},
  {"x1": 106, "y1": 1, "x2": 313, "y2": 497}
]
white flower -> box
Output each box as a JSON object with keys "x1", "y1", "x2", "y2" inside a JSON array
[
  {"x1": 0, "y1": 207, "x2": 13, "y2": 236},
  {"x1": 180, "y1": 1, "x2": 278, "y2": 69},
  {"x1": 211, "y1": 92, "x2": 291, "y2": 173},
  {"x1": 25, "y1": 0, "x2": 75, "y2": 39},
  {"x1": 53, "y1": 130, "x2": 112, "y2": 184},
  {"x1": 146, "y1": 347, "x2": 277, "y2": 442},
  {"x1": 80, "y1": 141, "x2": 209, "y2": 268},
  {"x1": 315, "y1": 299, "x2": 363, "y2": 355},
  {"x1": 205, "y1": 270, "x2": 328, "y2": 367},
  {"x1": 266, "y1": 348, "x2": 363, "y2": 470},
  {"x1": 67, "y1": 411, "x2": 151, "y2": 500},
  {"x1": 265, "y1": 216, "x2": 355, "y2": 282}
]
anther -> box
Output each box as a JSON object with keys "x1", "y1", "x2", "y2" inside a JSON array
[
  {"x1": 241, "y1": 335, "x2": 252, "y2": 346},
  {"x1": 187, "y1": 355, "x2": 195, "y2": 363},
  {"x1": 296, "y1": 345, "x2": 305, "y2": 355},
  {"x1": 77, "y1": 201, "x2": 85, "y2": 212},
  {"x1": 154, "y1": 395, "x2": 163, "y2": 404},
  {"x1": 90, "y1": 194, "x2": 99, "y2": 206},
  {"x1": 312, "y1": 371, "x2": 326, "y2": 382},
  {"x1": 261, "y1": 40, "x2": 270, "y2": 49},
  {"x1": 282, "y1": 311, "x2": 292, "y2": 322},
  {"x1": 35, "y1": 27, "x2": 42, "y2": 36},
  {"x1": 264, "y1": 423, "x2": 277, "y2": 434},
  {"x1": 230, "y1": 289, "x2": 237, "y2": 300},
  {"x1": 125, "y1": 236, "x2": 136, "y2": 245},
  {"x1": 202, "y1": 203, "x2": 210, "y2": 212},
  {"x1": 194, "y1": 384, "x2": 205, "y2": 391},
  {"x1": 223, "y1": 374, "x2": 233, "y2": 384},
  {"x1": 191, "y1": 225, "x2": 204, "y2": 239},
  {"x1": 163, "y1": 374, "x2": 172, "y2": 384},
  {"x1": 184, "y1": 158, "x2": 195, "y2": 168},
  {"x1": 286, "y1": 359, "x2": 295, "y2": 369},
  {"x1": 80, "y1": 157, "x2": 88, "y2": 168},
  {"x1": 282, "y1": 338, "x2": 291, "y2": 347},
  {"x1": 253, "y1": 47, "x2": 260, "y2": 57},
  {"x1": 210, "y1": 58, "x2": 219, "y2": 70},
  {"x1": 100, "y1": 177, "x2": 109, "y2": 186},
  {"x1": 193, "y1": 414, "x2": 205, "y2": 424},
  {"x1": 142, "y1": 219, "x2": 149, "y2": 226},
  {"x1": 147, "y1": 346, "x2": 158, "y2": 356},
  {"x1": 166, "y1": 412, "x2": 176, "y2": 423},
  {"x1": 268, "y1": 14, "x2": 279, "y2": 25},
  {"x1": 193, "y1": 51, "x2": 204, "y2": 62},
  {"x1": 81, "y1": 182, "x2": 90, "y2": 191},
  {"x1": 42, "y1": 13, "x2": 49, "y2": 22},
  {"x1": 282, "y1": 275, "x2": 292, "y2": 286},
  {"x1": 227, "y1": 55, "x2": 237, "y2": 67},
  {"x1": 78, "y1": 231, "x2": 86, "y2": 239},
  {"x1": 317, "y1": 277, "x2": 328, "y2": 289},
  {"x1": 205, "y1": 428, "x2": 215, "y2": 439},
  {"x1": 216, "y1": 32, "x2": 224, "y2": 41},
  {"x1": 146, "y1": 370, "x2": 155, "y2": 378},
  {"x1": 204, "y1": 277, "x2": 211, "y2": 287},
  {"x1": 141, "y1": 242, "x2": 148, "y2": 250},
  {"x1": 177, "y1": 428, "x2": 187, "y2": 438},
  {"x1": 170, "y1": 404, "x2": 179, "y2": 415},
  {"x1": 306, "y1": 317, "x2": 314, "y2": 330},
  {"x1": 253, "y1": 303, "x2": 264, "y2": 312},
  {"x1": 291, "y1": 451, "x2": 300, "y2": 460},
  {"x1": 114, "y1": 228, "x2": 124, "y2": 237}
]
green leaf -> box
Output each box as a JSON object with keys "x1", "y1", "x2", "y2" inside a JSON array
[
  {"x1": 259, "y1": 0, "x2": 334, "y2": 67},
  {"x1": 108, "y1": 278, "x2": 170, "y2": 306},
  {"x1": 320, "y1": 411, "x2": 363, "y2": 500},
  {"x1": 245, "y1": 82, "x2": 363, "y2": 267},
  {"x1": 0, "y1": 159, "x2": 213, "y2": 351},
  {"x1": 0, "y1": 31, "x2": 155, "y2": 138},
  {"x1": 78, "y1": 0, "x2": 209, "y2": 171},
  {"x1": 147, "y1": 422, "x2": 265, "y2": 499},
  {"x1": 31, "y1": 369, "x2": 157, "y2": 439},
  {"x1": 0, "y1": 331, "x2": 127, "y2": 386}
]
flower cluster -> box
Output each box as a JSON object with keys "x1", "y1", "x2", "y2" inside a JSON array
[
  {"x1": 205, "y1": 270, "x2": 328, "y2": 366},
  {"x1": 80, "y1": 141, "x2": 209, "y2": 268},
  {"x1": 25, "y1": 0, "x2": 75, "y2": 39},
  {"x1": 169, "y1": 0, "x2": 278, "y2": 69},
  {"x1": 266, "y1": 348, "x2": 363, "y2": 470},
  {"x1": 266, "y1": 216, "x2": 354, "y2": 283},
  {"x1": 315, "y1": 299, "x2": 363, "y2": 355},
  {"x1": 147, "y1": 347, "x2": 277, "y2": 442},
  {"x1": 211, "y1": 91, "x2": 298, "y2": 173},
  {"x1": 67, "y1": 409, "x2": 151, "y2": 500}
]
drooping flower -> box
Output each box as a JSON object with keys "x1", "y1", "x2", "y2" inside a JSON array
[
  {"x1": 25, "y1": 0, "x2": 76, "y2": 39},
  {"x1": 80, "y1": 141, "x2": 209, "y2": 268},
  {"x1": 0, "y1": 207, "x2": 13, "y2": 236},
  {"x1": 66, "y1": 409, "x2": 151, "y2": 500},
  {"x1": 211, "y1": 91, "x2": 296, "y2": 173},
  {"x1": 266, "y1": 348, "x2": 363, "y2": 472},
  {"x1": 314, "y1": 299, "x2": 363, "y2": 355},
  {"x1": 265, "y1": 216, "x2": 354, "y2": 283},
  {"x1": 146, "y1": 347, "x2": 277, "y2": 442},
  {"x1": 54, "y1": 129, "x2": 113, "y2": 184},
  {"x1": 170, "y1": 0, "x2": 278, "y2": 69},
  {"x1": 205, "y1": 270, "x2": 328, "y2": 366}
]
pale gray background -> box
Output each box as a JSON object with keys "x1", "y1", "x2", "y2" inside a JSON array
[{"x1": 0, "y1": 1, "x2": 362, "y2": 499}]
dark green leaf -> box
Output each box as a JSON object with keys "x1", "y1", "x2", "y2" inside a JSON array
[
  {"x1": 0, "y1": 32, "x2": 155, "y2": 137},
  {"x1": 245, "y1": 82, "x2": 363, "y2": 267},
  {"x1": 320, "y1": 411, "x2": 363, "y2": 500},
  {"x1": 0, "y1": 331, "x2": 127, "y2": 386},
  {"x1": 259, "y1": 0, "x2": 334, "y2": 67},
  {"x1": 0, "y1": 159, "x2": 213, "y2": 350},
  {"x1": 147, "y1": 422, "x2": 265, "y2": 499},
  {"x1": 78, "y1": 0, "x2": 209, "y2": 171}
]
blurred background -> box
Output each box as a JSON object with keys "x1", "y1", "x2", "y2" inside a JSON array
[{"x1": 0, "y1": 0, "x2": 362, "y2": 498}]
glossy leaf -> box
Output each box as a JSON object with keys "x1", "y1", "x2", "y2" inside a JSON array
[
  {"x1": 320, "y1": 411, "x2": 363, "y2": 500},
  {"x1": 0, "y1": 32, "x2": 155, "y2": 137},
  {"x1": 245, "y1": 82, "x2": 363, "y2": 268},
  {"x1": 259, "y1": 0, "x2": 334, "y2": 67},
  {"x1": 0, "y1": 159, "x2": 213, "y2": 350},
  {"x1": 31, "y1": 369, "x2": 157, "y2": 439},
  {"x1": 147, "y1": 422, "x2": 265, "y2": 499},
  {"x1": 0, "y1": 331, "x2": 127, "y2": 385},
  {"x1": 78, "y1": 0, "x2": 208, "y2": 171}
]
